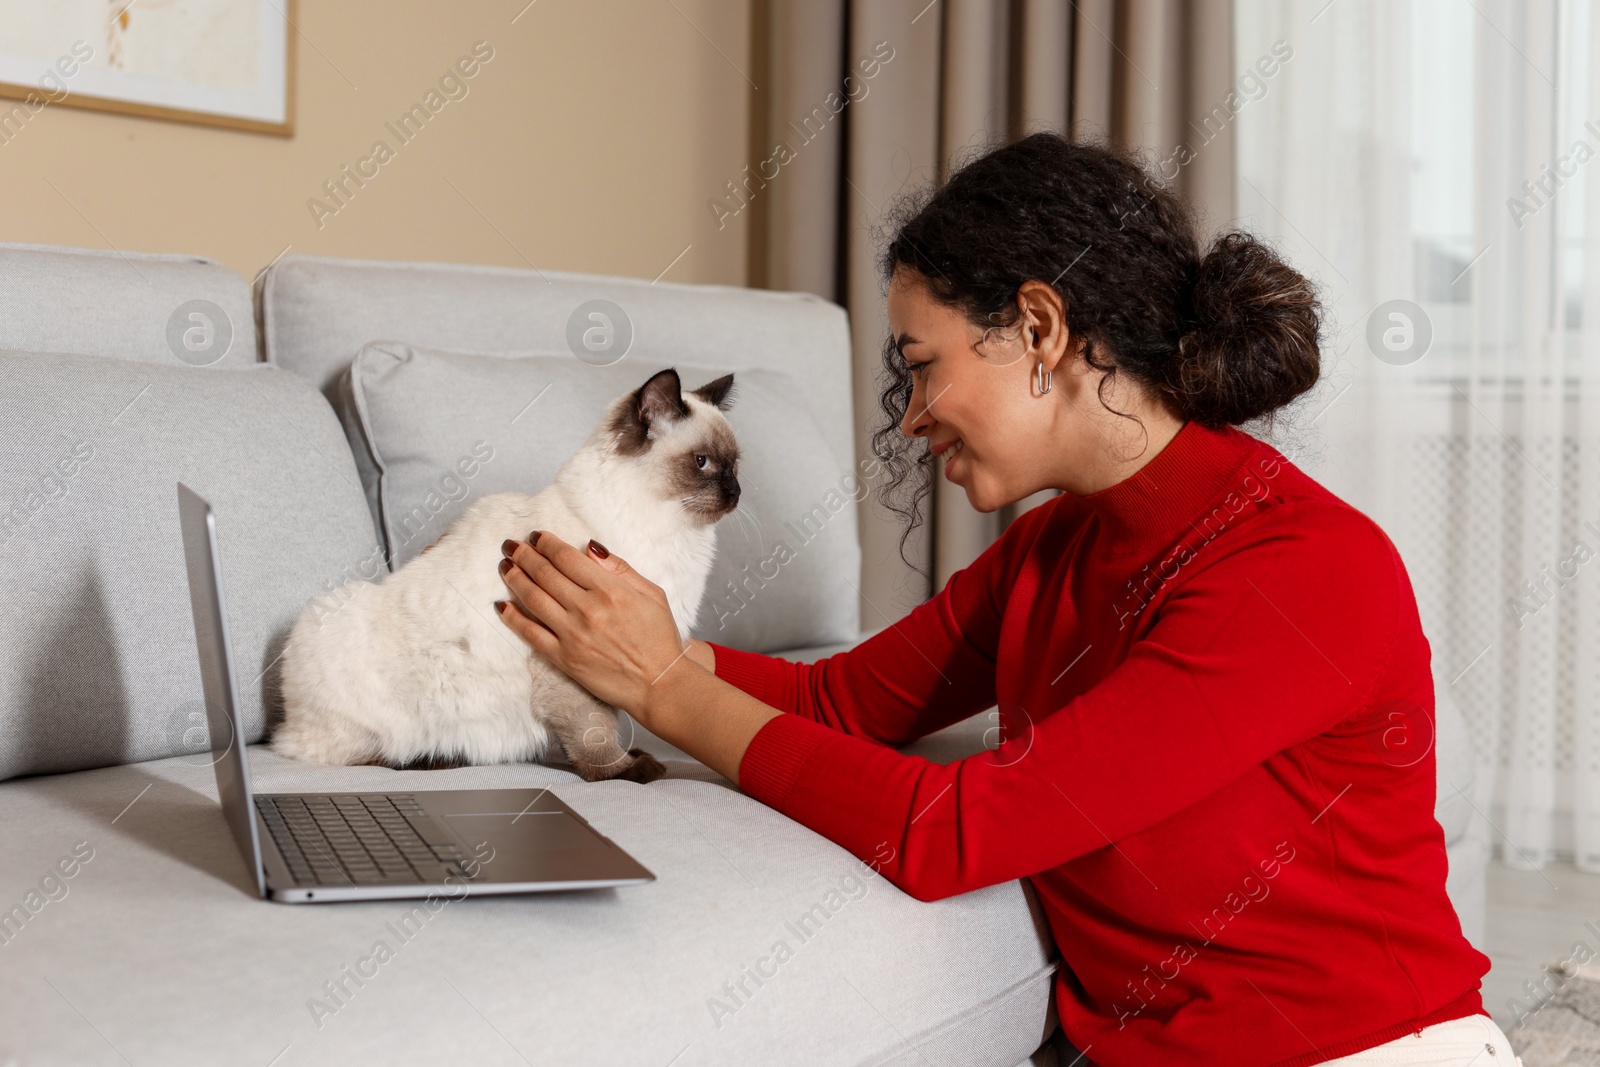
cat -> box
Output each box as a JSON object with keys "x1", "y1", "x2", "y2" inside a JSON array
[{"x1": 272, "y1": 367, "x2": 740, "y2": 783}]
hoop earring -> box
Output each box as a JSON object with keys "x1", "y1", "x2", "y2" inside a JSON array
[{"x1": 1034, "y1": 361, "x2": 1052, "y2": 396}]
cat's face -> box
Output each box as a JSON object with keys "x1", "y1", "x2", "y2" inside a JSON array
[{"x1": 607, "y1": 368, "x2": 741, "y2": 525}]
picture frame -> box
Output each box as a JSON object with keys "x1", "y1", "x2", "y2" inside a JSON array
[{"x1": 0, "y1": 0, "x2": 295, "y2": 136}]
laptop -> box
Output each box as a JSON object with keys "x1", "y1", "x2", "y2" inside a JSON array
[{"x1": 176, "y1": 482, "x2": 656, "y2": 903}]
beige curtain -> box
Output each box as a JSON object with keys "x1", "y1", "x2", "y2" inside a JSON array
[{"x1": 752, "y1": 0, "x2": 1238, "y2": 625}]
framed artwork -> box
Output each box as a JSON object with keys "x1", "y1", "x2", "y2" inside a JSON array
[{"x1": 0, "y1": 0, "x2": 295, "y2": 136}]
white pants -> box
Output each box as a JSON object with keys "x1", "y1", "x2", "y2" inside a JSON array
[{"x1": 1321, "y1": 1014, "x2": 1523, "y2": 1065}]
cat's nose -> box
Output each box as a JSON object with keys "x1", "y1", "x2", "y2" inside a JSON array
[{"x1": 722, "y1": 475, "x2": 741, "y2": 504}]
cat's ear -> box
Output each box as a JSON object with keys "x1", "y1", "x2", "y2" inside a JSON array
[
  {"x1": 691, "y1": 373, "x2": 735, "y2": 411},
  {"x1": 633, "y1": 368, "x2": 690, "y2": 435}
]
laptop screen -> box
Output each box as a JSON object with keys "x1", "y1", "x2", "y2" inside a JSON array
[{"x1": 177, "y1": 482, "x2": 268, "y2": 898}]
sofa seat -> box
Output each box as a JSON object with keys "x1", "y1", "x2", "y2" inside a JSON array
[
  {"x1": 1, "y1": 677, "x2": 1482, "y2": 1067},
  {"x1": 0, "y1": 736, "x2": 1059, "y2": 1067}
]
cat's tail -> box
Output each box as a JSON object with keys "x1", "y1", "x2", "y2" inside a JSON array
[
  {"x1": 272, "y1": 595, "x2": 389, "y2": 766},
  {"x1": 271, "y1": 710, "x2": 384, "y2": 766}
]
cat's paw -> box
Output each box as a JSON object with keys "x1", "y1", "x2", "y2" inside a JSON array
[{"x1": 616, "y1": 748, "x2": 668, "y2": 784}]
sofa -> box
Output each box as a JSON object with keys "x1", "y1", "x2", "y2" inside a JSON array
[{"x1": 0, "y1": 240, "x2": 1486, "y2": 1066}]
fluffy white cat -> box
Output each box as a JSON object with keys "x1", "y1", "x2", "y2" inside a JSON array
[{"x1": 272, "y1": 368, "x2": 740, "y2": 783}]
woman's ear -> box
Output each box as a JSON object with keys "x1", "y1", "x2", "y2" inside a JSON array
[{"x1": 1017, "y1": 279, "x2": 1071, "y2": 374}]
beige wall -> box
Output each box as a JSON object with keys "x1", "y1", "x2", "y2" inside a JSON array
[{"x1": 0, "y1": 0, "x2": 754, "y2": 287}]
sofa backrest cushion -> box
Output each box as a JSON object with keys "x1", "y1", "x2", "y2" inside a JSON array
[
  {"x1": 0, "y1": 350, "x2": 378, "y2": 782},
  {"x1": 343, "y1": 342, "x2": 861, "y2": 652},
  {"x1": 254, "y1": 254, "x2": 855, "y2": 461},
  {"x1": 0, "y1": 241, "x2": 256, "y2": 369}
]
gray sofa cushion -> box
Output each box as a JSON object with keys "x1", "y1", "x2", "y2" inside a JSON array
[
  {"x1": 0, "y1": 241, "x2": 256, "y2": 369},
  {"x1": 0, "y1": 749, "x2": 1058, "y2": 1067},
  {"x1": 254, "y1": 254, "x2": 855, "y2": 459},
  {"x1": 0, "y1": 350, "x2": 377, "y2": 782},
  {"x1": 343, "y1": 341, "x2": 861, "y2": 652}
]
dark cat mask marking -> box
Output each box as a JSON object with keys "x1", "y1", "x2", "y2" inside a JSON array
[{"x1": 607, "y1": 367, "x2": 741, "y2": 522}]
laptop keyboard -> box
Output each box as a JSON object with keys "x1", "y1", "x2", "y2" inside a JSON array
[{"x1": 256, "y1": 793, "x2": 467, "y2": 886}]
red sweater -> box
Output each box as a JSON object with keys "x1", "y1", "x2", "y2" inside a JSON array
[{"x1": 710, "y1": 420, "x2": 1490, "y2": 1067}]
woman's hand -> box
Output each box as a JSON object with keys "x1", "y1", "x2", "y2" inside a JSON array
[
  {"x1": 498, "y1": 532, "x2": 769, "y2": 785},
  {"x1": 494, "y1": 531, "x2": 700, "y2": 722}
]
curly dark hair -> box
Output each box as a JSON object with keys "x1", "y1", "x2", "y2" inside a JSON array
[{"x1": 871, "y1": 132, "x2": 1322, "y2": 559}]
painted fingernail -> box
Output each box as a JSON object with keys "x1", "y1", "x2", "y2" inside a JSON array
[
  {"x1": 587, "y1": 539, "x2": 610, "y2": 559},
  {"x1": 498, "y1": 558, "x2": 512, "y2": 575},
  {"x1": 528, "y1": 530, "x2": 542, "y2": 546},
  {"x1": 500, "y1": 539, "x2": 518, "y2": 558},
  {"x1": 493, "y1": 600, "x2": 507, "y2": 612}
]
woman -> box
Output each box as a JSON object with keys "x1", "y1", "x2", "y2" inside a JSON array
[{"x1": 491, "y1": 134, "x2": 1508, "y2": 1066}]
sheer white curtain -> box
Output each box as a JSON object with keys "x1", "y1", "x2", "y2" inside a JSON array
[{"x1": 1234, "y1": 0, "x2": 1600, "y2": 872}]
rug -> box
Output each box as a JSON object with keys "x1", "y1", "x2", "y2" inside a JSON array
[{"x1": 1509, "y1": 962, "x2": 1600, "y2": 1066}]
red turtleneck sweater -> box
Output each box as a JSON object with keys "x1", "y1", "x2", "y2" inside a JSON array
[{"x1": 708, "y1": 420, "x2": 1490, "y2": 1067}]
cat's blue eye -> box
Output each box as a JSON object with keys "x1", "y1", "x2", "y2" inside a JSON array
[{"x1": 695, "y1": 453, "x2": 709, "y2": 470}]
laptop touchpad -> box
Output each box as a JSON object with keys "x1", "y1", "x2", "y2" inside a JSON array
[
  {"x1": 445, "y1": 812, "x2": 600, "y2": 852},
  {"x1": 441, "y1": 812, "x2": 624, "y2": 883}
]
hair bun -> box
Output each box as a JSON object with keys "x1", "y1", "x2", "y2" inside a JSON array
[{"x1": 1168, "y1": 231, "x2": 1322, "y2": 426}]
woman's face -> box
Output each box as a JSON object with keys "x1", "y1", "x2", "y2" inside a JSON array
[{"x1": 888, "y1": 268, "x2": 1074, "y2": 512}]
